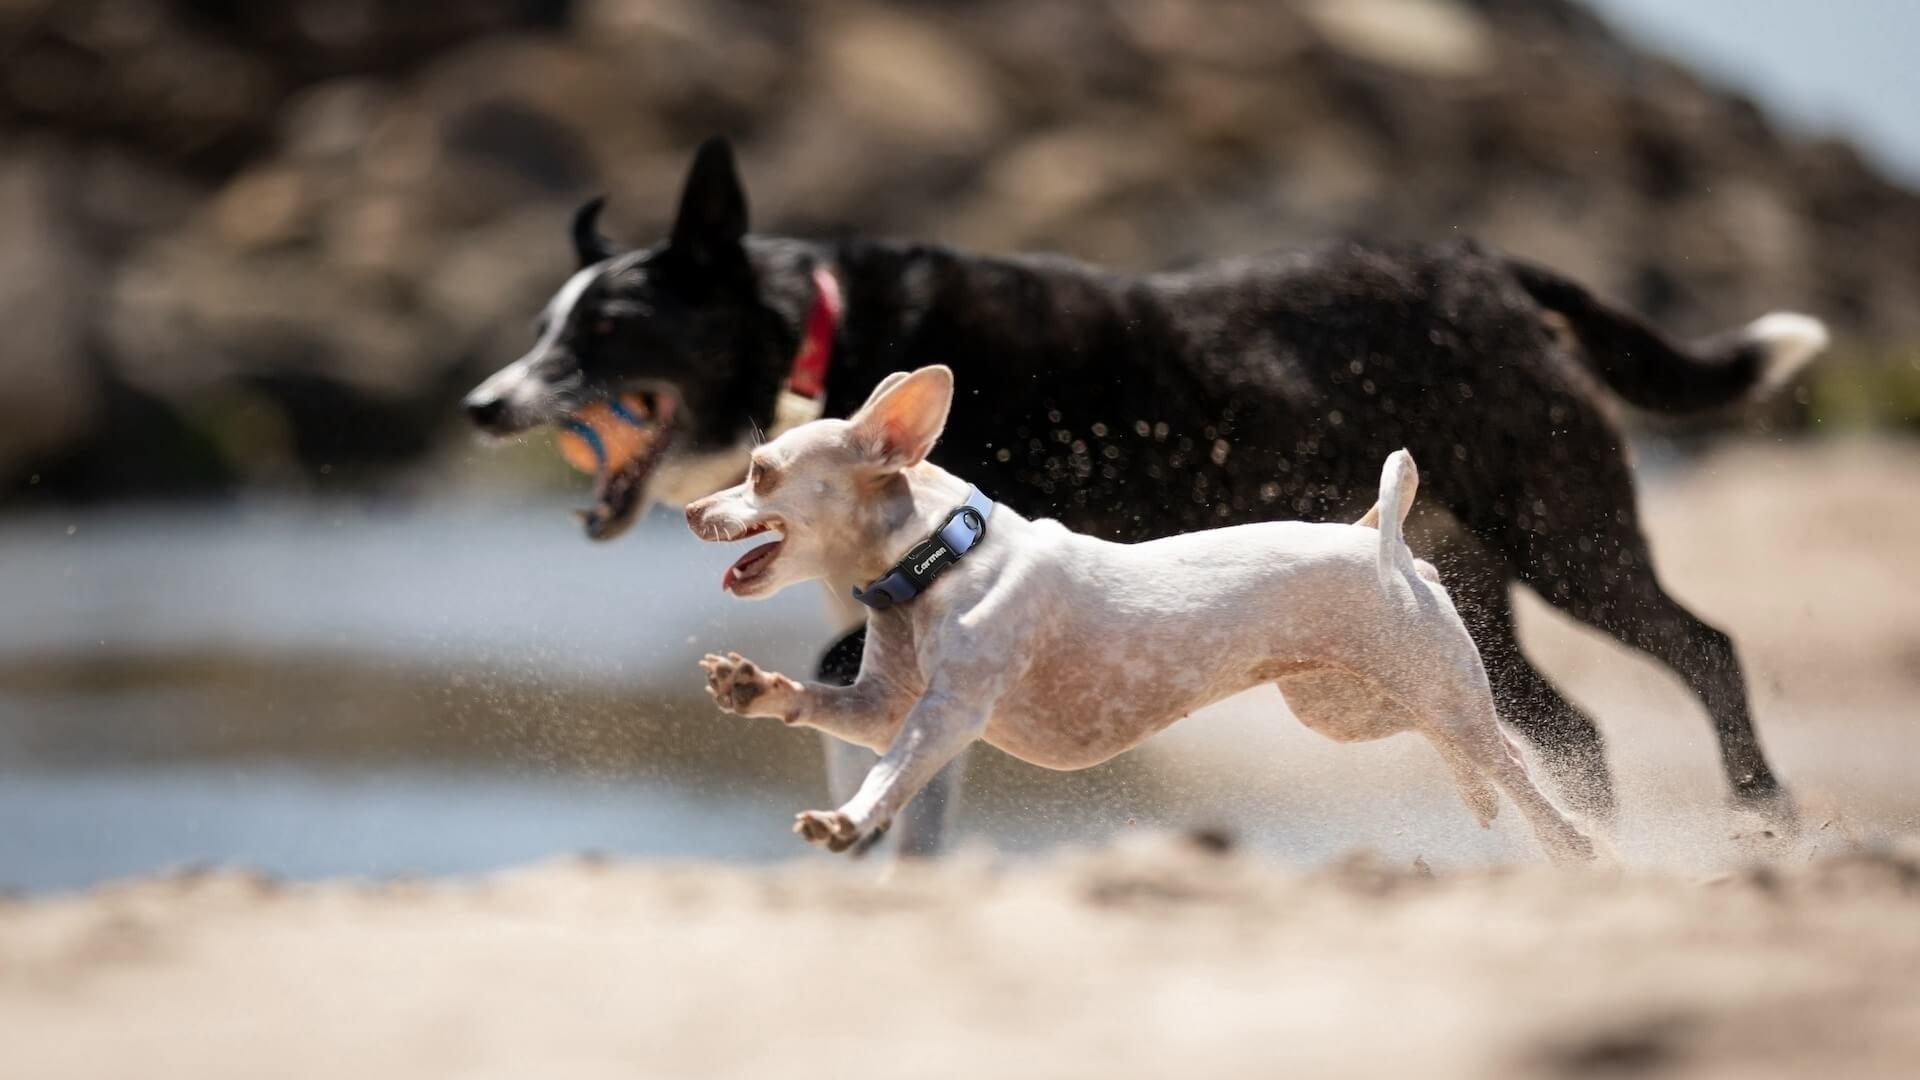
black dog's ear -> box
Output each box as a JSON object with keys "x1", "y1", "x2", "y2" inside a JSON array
[
  {"x1": 572, "y1": 196, "x2": 617, "y2": 267},
  {"x1": 668, "y1": 136, "x2": 748, "y2": 268}
]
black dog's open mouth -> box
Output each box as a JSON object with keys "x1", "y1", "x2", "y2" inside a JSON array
[{"x1": 557, "y1": 391, "x2": 678, "y2": 543}]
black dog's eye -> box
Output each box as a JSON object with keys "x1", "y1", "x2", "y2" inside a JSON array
[{"x1": 593, "y1": 318, "x2": 614, "y2": 337}]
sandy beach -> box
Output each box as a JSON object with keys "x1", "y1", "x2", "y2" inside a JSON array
[{"x1": 3, "y1": 840, "x2": 1919, "y2": 1080}]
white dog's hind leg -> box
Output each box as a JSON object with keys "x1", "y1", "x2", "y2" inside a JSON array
[
  {"x1": 1424, "y1": 688, "x2": 1594, "y2": 864},
  {"x1": 1435, "y1": 742, "x2": 1501, "y2": 828}
]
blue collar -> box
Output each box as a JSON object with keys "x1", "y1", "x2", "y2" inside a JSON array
[{"x1": 851, "y1": 487, "x2": 994, "y2": 611}]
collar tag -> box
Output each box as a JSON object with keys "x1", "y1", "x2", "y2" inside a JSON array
[{"x1": 852, "y1": 487, "x2": 994, "y2": 611}]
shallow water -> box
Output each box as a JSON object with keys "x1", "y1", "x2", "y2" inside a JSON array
[
  {"x1": 0, "y1": 499, "x2": 838, "y2": 892},
  {"x1": 0, "y1": 764, "x2": 799, "y2": 894},
  {"x1": 0, "y1": 498, "x2": 833, "y2": 684}
]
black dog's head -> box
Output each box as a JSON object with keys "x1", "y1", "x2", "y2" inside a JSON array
[{"x1": 463, "y1": 137, "x2": 809, "y2": 536}]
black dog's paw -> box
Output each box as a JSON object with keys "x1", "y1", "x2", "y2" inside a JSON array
[{"x1": 1730, "y1": 786, "x2": 1802, "y2": 849}]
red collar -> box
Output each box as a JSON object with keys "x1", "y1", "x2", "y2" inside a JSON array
[{"x1": 786, "y1": 266, "x2": 841, "y2": 400}]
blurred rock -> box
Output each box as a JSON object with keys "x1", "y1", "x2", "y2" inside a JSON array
[
  {"x1": 6, "y1": 0, "x2": 1920, "y2": 495},
  {"x1": 0, "y1": 144, "x2": 98, "y2": 469},
  {"x1": 818, "y1": 7, "x2": 1004, "y2": 153},
  {"x1": 1303, "y1": 0, "x2": 1494, "y2": 79}
]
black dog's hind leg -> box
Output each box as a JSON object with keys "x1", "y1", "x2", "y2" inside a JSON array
[
  {"x1": 1547, "y1": 540, "x2": 1791, "y2": 825},
  {"x1": 1464, "y1": 439, "x2": 1792, "y2": 831},
  {"x1": 816, "y1": 627, "x2": 874, "y2": 806},
  {"x1": 814, "y1": 626, "x2": 965, "y2": 858}
]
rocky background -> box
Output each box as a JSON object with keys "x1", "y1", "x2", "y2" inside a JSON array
[{"x1": 5, "y1": 0, "x2": 1918, "y2": 499}]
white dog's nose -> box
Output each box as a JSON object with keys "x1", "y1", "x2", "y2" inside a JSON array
[{"x1": 684, "y1": 498, "x2": 723, "y2": 537}]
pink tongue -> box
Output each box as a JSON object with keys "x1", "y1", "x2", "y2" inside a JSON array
[{"x1": 722, "y1": 540, "x2": 782, "y2": 592}]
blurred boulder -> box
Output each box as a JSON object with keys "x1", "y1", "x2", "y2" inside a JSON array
[
  {"x1": 6, "y1": 0, "x2": 1920, "y2": 495},
  {"x1": 0, "y1": 144, "x2": 98, "y2": 469},
  {"x1": 1303, "y1": 0, "x2": 1495, "y2": 80}
]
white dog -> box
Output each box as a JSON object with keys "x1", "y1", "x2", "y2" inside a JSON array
[{"x1": 688, "y1": 366, "x2": 1594, "y2": 863}]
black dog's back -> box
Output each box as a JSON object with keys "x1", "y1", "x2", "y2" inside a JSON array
[{"x1": 824, "y1": 236, "x2": 1588, "y2": 544}]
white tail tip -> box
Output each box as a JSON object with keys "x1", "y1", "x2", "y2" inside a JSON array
[
  {"x1": 1384, "y1": 449, "x2": 1417, "y2": 524},
  {"x1": 1745, "y1": 312, "x2": 1829, "y2": 390}
]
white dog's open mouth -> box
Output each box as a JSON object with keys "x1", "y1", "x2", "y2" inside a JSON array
[{"x1": 721, "y1": 522, "x2": 785, "y2": 594}]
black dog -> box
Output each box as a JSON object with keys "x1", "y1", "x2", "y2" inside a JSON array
[{"x1": 466, "y1": 136, "x2": 1824, "y2": 844}]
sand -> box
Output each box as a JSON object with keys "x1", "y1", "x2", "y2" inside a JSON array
[
  {"x1": 5, "y1": 437, "x2": 1920, "y2": 1078},
  {"x1": 3, "y1": 841, "x2": 1919, "y2": 1079}
]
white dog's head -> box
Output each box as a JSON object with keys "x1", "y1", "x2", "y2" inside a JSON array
[{"x1": 684, "y1": 365, "x2": 954, "y2": 598}]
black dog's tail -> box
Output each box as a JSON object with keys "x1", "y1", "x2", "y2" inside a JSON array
[{"x1": 1503, "y1": 256, "x2": 1828, "y2": 414}]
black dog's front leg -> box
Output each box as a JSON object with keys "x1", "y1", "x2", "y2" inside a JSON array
[{"x1": 815, "y1": 626, "x2": 966, "y2": 858}]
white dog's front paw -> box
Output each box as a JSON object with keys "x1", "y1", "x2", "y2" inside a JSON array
[
  {"x1": 793, "y1": 810, "x2": 878, "y2": 854},
  {"x1": 699, "y1": 652, "x2": 799, "y2": 720}
]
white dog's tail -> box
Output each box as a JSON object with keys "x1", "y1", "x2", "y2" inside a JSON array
[{"x1": 1356, "y1": 449, "x2": 1421, "y2": 596}]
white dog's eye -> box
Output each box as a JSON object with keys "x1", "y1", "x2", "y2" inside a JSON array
[{"x1": 749, "y1": 459, "x2": 777, "y2": 496}]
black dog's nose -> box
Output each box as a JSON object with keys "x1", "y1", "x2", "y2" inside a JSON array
[{"x1": 465, "y1": 396, "x2": 507, "y2": 430}]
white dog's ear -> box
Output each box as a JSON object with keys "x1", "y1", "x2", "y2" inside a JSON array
[
  {"x1": 856, "y1": 371, "x2": 912, "y2": 412},
  {"x1": 850, "y1": 365, "x2": 954, "y2": 470}
]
